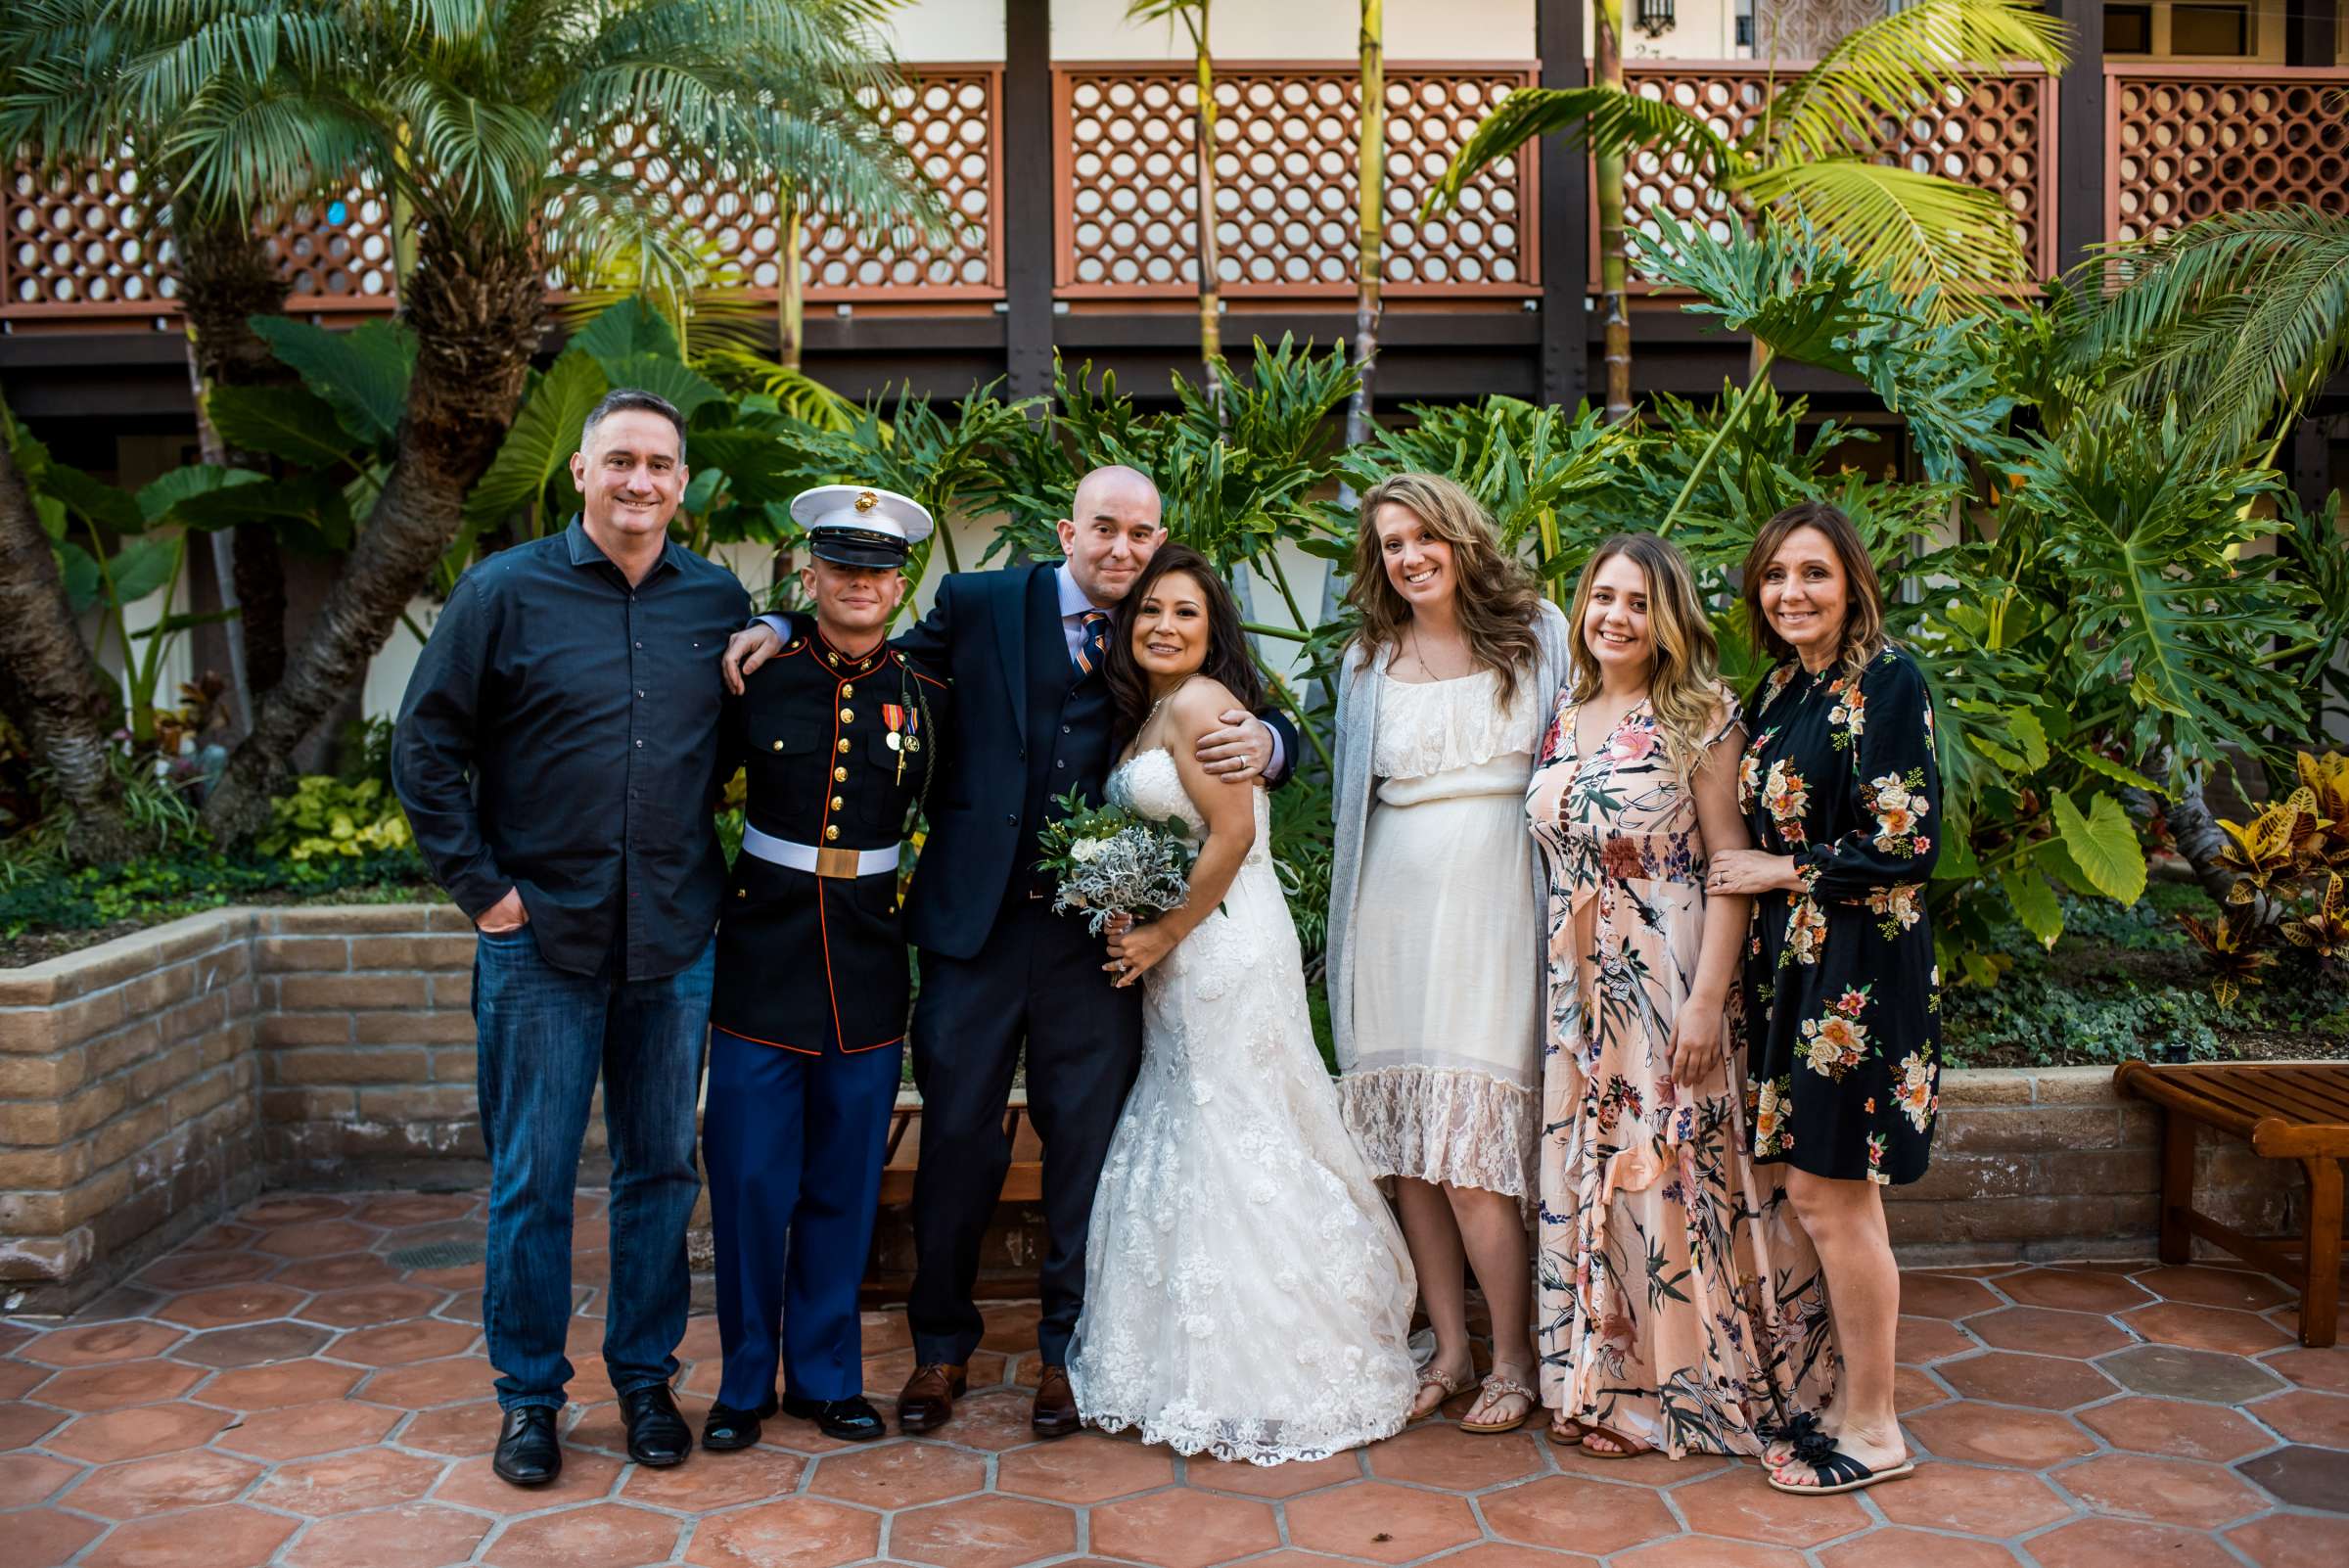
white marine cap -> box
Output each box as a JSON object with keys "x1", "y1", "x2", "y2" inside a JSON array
[{"x1": 789, "y1": 484, "x2": 935, "y2": 569}]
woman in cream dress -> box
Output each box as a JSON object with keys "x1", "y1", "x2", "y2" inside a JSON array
[{"x1": 1328, "y1": 474, "x2": 1574, "y2": 1433}]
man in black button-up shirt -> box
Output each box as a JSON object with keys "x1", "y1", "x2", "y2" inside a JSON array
[{"x1": 392, "y1": 390, "x2": 749, "y2": 1486}]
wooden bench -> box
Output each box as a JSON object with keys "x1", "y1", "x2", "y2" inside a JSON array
[
  {"x1": 2113, "y1": 1061, "x2": 2349, "y2": 1348},
  {"x1": 861, "y1": 1090, "x2": 1044, "y2": 1305}
]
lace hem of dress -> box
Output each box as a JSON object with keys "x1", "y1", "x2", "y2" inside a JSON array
[
  {"x1": 1338, "y1": 1066, "x2": 1537, "y2": 1204},
  {"x1": 1082, "y1": 1405, "x2": 1408, "y2": 1467},
  {"x1": 1371, "y1": 670, "x2": 1543, "y2": 781}
]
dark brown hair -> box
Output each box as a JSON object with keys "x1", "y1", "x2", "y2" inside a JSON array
[
  {"x1": 1739, "y1": 500, "x2": 1889, "y2": 677},
  {"x1": 1105, "y1": 544, "x2": 1266, "y2": 742},
  {"x1": 1343, "y1": 472, "x2": 1543, "y2": 708}
]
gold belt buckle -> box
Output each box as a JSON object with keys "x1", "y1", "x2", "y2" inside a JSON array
[{"x1": 813, "y1": 846, "x2": 862, "y2": 879}]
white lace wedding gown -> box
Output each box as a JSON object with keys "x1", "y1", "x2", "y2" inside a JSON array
[{"x1": 1067, "y1": 748, "x2": 1418, "y2": 1464}]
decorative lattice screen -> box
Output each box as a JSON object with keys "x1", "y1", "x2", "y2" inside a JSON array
[
  {"x1": 1054, "y1": 63, "x2": 1540, "y2": 299},
  {"x1": 2108, "y1": 69, "x2": 2349, "y2": 247}
]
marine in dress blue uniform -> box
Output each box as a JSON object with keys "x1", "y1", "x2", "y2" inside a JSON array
[{"x1": 701, "y1": 485, "x2": 946, "y2": 1450}]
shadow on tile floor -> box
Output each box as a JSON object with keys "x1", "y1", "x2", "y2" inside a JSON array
[{"x1": 4, "y1": 1192, "x2": 2347, "y2": 1567}]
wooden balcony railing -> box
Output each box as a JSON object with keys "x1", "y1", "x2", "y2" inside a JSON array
[
  {"x1": 1605, "y1": 60, "x2": 2056, "y2": 292},
  {"x1": 6, "y1": 61, "x2": 2349, "y2": 334},
  {"x1": 2106, "y1": 65, "x2": 2349, "y2": 247},
  {"x1": 1052, "y1": 61, "x2": 1540, "y2": 300}
]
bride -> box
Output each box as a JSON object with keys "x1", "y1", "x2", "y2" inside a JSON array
[{"x1": 1067, "y1": 543, "x2": 1417, "y2": 1465}]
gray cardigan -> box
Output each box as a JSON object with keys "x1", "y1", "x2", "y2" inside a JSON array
[{"x1": 1325, "y1": 599, "x2": 1576, "y2": 1073}]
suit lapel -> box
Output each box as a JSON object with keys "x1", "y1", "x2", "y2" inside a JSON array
[{"x1": 992, "y1": 564, "x2": 1049, "y2": 743}]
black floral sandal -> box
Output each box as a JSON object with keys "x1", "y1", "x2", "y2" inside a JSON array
[{"x1": 1764, "y1": 1415, "x2": 1912, "y2": 1496}]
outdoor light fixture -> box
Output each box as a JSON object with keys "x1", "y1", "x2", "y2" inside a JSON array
[{"x1": 1635, "y1": 0, "x2": 1676, "y2": 38}]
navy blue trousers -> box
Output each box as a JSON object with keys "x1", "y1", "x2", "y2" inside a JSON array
[{"x1": 704, "y1": 1027, "x2": 903, "y2": 1407}]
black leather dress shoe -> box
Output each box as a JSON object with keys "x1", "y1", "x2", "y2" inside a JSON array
[
  {"x1": 702, "y1": 1396, "x2": 778, "y2": 1452},
  {"x1": 782, "y1": 1391, "x2": 887, "y2": 1442},
  {"x1": 619, "y1": 1384, "x2": 692, "y2": 1467},
  {"x1": 493, "y1": 1406, "x2": 562, "y2": 1487}
]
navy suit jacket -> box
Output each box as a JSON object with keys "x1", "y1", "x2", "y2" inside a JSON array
[{"x1": 894, "y1": 562, "x2": 1297, "y2": 961}]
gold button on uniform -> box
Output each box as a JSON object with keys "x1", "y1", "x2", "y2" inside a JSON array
[
  {"x1": 833, "y1": 766, "x2": 848, "y2": 782},
  {"x1": 840, "y1": 707, "x2": 854, "y2": 723},
  {"x1": 830, "y1": 795, "x2": 845, "y2": 810},
  {"x1": 841, "y1": 683, "x2": 854, "y2": 698},
  {"x1": 771, "y1": 739, "x2": 783, "y2": 751},
  {"x1": 837, "y1": 739, "x2": 850, "y2": 754},
  {"x1": 824, "y1": 825, "x2": 839, "y2": 841}
]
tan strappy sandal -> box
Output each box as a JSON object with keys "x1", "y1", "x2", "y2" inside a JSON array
[
  {"x1": 1458, "y1": 1374, "x2": 1538, "y2": 1435},
  {"x1": 1410, "y1": 1364, "x2": 1465, "y2": 1419}
]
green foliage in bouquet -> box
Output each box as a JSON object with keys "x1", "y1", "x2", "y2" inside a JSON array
[{"x1": 1034, "y1": 790, "x2": 1203, "y2": 938}]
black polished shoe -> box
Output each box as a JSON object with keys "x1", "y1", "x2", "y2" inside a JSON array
[
  {"x1": 492, "y1": 1406, "x2": 562, "y2": 1487},
  {"x1": 782, "y1": 1391, "x2": 887, "y2": 1442},
  {"x1": 702, "y1": 1396, "x2": 778, "y2": 1453},
  {"x1": 619, "y1": 1384, "x2": 692, "y2": 1467}
]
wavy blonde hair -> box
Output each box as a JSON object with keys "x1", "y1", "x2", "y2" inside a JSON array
[
  {"x1": 1344, "y1": 473, "x2": 1543, "y2": 709},
  {"x1": 1564, "y1": 533, "x2": 1728, "y2": 785},
  {"x1": 1740, "y1": 500, "x2": 1889, "y2": 680}
]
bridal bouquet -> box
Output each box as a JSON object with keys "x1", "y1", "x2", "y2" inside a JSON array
[{"x1": 1035, "y1": 790, "x2": 1198, "y2": 937}]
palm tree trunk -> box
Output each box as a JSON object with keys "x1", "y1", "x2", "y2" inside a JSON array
[
  {"x1": 1593, "y1": 0, "x2": 1632, "y2": 423},
  {"x1": 1342, "y1": 0, "x2": 1385, "y2": 450},
  {"x1": 0, "y1": 405, "x2": 137, "y2": 863},
  {"x1": 178, "y1": 209, "x2": 297, "y2": 714},
  {"x1": 1190, "y1": 21, "x2": 1224, "y2": 420},
  {"x1": 779, "y1": 186, "x2": 805, "y2": 374},
  {"x1": 202, "y1": 235, "x2": 547, "y2": 846}
]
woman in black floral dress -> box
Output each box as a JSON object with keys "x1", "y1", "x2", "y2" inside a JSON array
[{"x1": 1707, "y1": 501, "x2": 1939, "y2": 1499}]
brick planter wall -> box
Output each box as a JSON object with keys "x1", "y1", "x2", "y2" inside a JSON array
[{"x1": 0, "y1": 904, "x2": 2315, "y2": 1313}]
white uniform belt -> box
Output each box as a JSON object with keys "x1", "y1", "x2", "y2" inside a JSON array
[{"x1": 740, "y1": 823, "x2": 901, "y2": 879}]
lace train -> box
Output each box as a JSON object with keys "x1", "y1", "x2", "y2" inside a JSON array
[{"x1": 1068, "y1": 750, "x2": 1418, "y2": 1465}]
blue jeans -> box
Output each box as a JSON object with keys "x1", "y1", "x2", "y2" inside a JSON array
[{"x1": 473, "y1": 928, "x2": 714, "y2": 1410}]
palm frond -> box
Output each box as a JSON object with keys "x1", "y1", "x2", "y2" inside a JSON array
[
  {"x1": 1737, "y1": 158, "x2": 2029, "y2": 311},
  {"x1": 1759, "y1": 0, "x2": 2069, "y2": 169},
  {"x1": 2069, "y1": 206, "x2": 2349, "y2": 465},
  {"x1": 1425, "y1": 84, "x2": 1738, "y2": 217}
]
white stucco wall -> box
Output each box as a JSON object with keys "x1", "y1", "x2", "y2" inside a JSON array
[{"x1": 881, "y1": 0, "x2": 2317, "y2": 67}]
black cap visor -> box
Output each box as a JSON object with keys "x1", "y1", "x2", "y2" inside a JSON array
[{"x1": 808, "y1": 528, "x2": 911, "y2": 569}]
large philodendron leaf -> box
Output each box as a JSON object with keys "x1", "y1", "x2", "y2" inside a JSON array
[
  {"x1": 2053, "y1": 790, "x2": 2148, "y2": 906},
  {"x1": 175, "y1": 473, "x2": 356, "y2": 550},
  {"x1": 2009, "y1": 417, "x2": 2314, "y2": 776},
  {"x1": 464, "y1": 350, "x2": 610, "y2": 527},
  {"x1": 1633, "y1": 214, "x2": 1887, "y2": 380},
  {"x1": 600, "y1": 352, "x2": 724, "y2": 420},
  {"x1": 250, "y1": 316, "x2": 416, "y2": 448},
  {"x1": 38, "y1": 458, "x2": 144, "y2": 533},
  {"x1": 208, "y1": 384, "x2": 363, "y2": 469},
  {"x1": 136, "y1": 465, "x2": 269, "y2": 529},
  {"x1": 572, "y1": 296, "x2": 682, "y2": 365}
]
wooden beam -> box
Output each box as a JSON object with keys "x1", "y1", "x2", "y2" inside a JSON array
[
  {"x1": 2051, "y1": 0, "x2": 2106, "y2": 275},
  {"x1": 2286, "y1": 0, "x2": 2341, "y2": 66},
  {"x1": 1002, "y1": 0, "x2": 1054, "y2": 397},
  {"x1": 1536, "y1": 0, "x2": 1589, "y2": 411}
]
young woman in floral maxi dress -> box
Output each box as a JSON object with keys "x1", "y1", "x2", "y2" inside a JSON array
[{"x1": 1524, "y1": 534, "x2": 1836, "y2": 1460}]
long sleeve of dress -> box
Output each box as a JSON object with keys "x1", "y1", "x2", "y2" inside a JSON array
[{"x1": 1795, "y1": 650, "x2": 1941, "y2": 902}]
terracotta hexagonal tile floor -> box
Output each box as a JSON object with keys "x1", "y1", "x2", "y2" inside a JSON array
[{"x1": 9, "y1": 1194, "x2": 2349, "y2": 1567}]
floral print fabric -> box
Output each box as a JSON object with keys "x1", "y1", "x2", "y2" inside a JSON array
[
  {"x1": 1742, "y1": 647, "x2": 1943, "y2": 1186},
  {"x1": 1524, "y1": 687, "x2": 1837, "y2": 1457}
]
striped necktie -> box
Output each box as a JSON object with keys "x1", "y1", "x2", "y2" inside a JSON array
[{"x1": 1072, "y1": 609, "x2": 1110, "y2": 679}]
